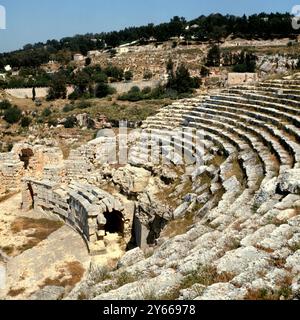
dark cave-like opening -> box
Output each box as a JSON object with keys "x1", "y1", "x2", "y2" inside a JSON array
[{"x1": 104, "y1": 210, "x2": 124, "y2": 235}]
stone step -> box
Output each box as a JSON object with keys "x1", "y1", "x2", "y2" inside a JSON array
[
  {"x1": 208, "y1": 97, "x2": 300, "y2": 128},
  {"x1": 192, "y1": 103, "x2": 297, "y2": 167}
]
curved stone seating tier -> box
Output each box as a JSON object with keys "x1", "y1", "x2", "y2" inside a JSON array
[
  {"x1": 267, "y1": 79, "x2": 300, "y2": 85},
  {"x1": 207, "y1": 94, "x2": 300, "y2": 143},
  {"x1": 183, "y1": 118, "x2": 265, "y2": 189},
  {"x1": 141, "y1": 127, "x2": 253, "y2": 190},
  {"x1": 231, "y1": 84, "x2": 300, "y2": 100},
  {"x1": 129, "y1": 127, "x2": 207, "y2": 166},
  {"x1": 185, "y1": 114, "x2": 275, "y2": 181},
  {"x1": 260, "y1": 82, "x2": 300, "y2": 90},
  {"x1": 193, "y1": 103, "x2": 297, "y2": 168},
  {"x1": 209, "y1": 95, "x2": 300, "y2": 127},
  {"x1": 257, "y1": 83, "x2": 300, "y2": 95},
  {"x1": 227, "y1": 89, "x2": 300, "y2": 111}
]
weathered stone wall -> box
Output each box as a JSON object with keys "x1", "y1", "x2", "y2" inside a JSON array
[
  {"x1": 21, "y1": 179, "x2": 132, "y2": 255},
  {"x1": 5, "y1": 86, "x2": 74, "y2": 99},
  {"x1": 110, "y1": 79, "x2": 163, "y2": 94},
  {"x1": 5, "y1": 87, "x2": 49, "y2": 99},
  {"x1": 227, "y1": 73, "x2": 258, "y2": 86},
  {"x1": 0, "y1": 142, "x2": 64, "y2": 196}
]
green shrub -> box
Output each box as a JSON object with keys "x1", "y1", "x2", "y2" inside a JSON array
[
  {"x1": 232, "y1": 62, "x2": 256, "y2": 73},
  {"x1": 142, "y1": 86, "x2": 152, "y2": 95},
  {"x1": 48, "y1": 119, "x2": 58, "y2": 127},
  {"x1": 143, "y1": 70, "x2": 153, "y2": 80},
  {"x1": 0, "y1": 100, "x2": 12, "y2": 110},
  {"x1": 124, "y1": 70, "x2": 133, "y2": 81},
  {"x1": 63, "y1": 104, "x2": 75, "y2": 113},
  {"x1": 42, "y1": 108, "x2": 52, "y2": 117},
  {"x1": 20, "y1": 116, "x2": 32, "y2": 127},
  {"x1": 4, "y1": 106, "x2": 22, "y2": 124},
  {"x1": 64, "y1": 116, "x2": 77, "y2": 128},
  {"x1": 77, "y1": 100, "x2": 92, "y2": 109},
  {"x1": 118, "y1": 86, "x2": 143, "y2": 101},
  {"x1": 95, "y1": 82, "x2": 111, "y2": 98}
]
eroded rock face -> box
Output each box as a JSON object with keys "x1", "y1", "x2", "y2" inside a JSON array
[
  {"x1": 195, "y1": 283, "x2": 247, "y2": 300},
  {"x1": 216, "y1": 246, "x2": 270, "y2": 275},
  {"x1": 117, "y1": 248, "x2": 145, "y2": 269},
  {"x1": 278, "y1": 169, "x2": 300, "y2": 195},
  {"x1": 29, "y1": 286, "x2": 65, "y2": 301},
  {"x1": 112, "y1": 165, "x2": 151, "y2": 194},
  {"x1": 254, "y1": 178, "x2": 278, "y2": 207}
]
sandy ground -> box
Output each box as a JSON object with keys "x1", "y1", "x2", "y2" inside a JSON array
[{"x1": 0, "y1": 194, "x2": 91, "y2": 299}]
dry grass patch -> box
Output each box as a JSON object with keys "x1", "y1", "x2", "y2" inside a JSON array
[
  {"x1": 245, "y1": 275, "x2": 294, "y2": 300},
  {"x1": 0, "y1": 191, "x2": 19, "y2": 203},
  {"x1": 7, "y1": 287, "x2": 26, "y2": 297},
  {"x1": 115, "y1": 271, "x2": 138, "y2": 287},
  {"x1": 11, "y1": 217, "x2": 63, "y2": 254},
  {"x1": 161, "y1": 212, "x2": 195, "y2": 238},
  {"x1": 224, "y1": 158, "x2": 246, "y2": 186},
  {"x1": 40, "y1": 261, "x2": 85, "y2": 290},
  {"x1": 181, "y1": 265, "x2": 235, "y2": 289},
  {"x1": 1, "y1": 245, "x2": 15, "y2": 256}
]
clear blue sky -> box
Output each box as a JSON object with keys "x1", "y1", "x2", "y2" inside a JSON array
[{"x1": 0, "y1": 0, "x2": 296, "y2": 53}]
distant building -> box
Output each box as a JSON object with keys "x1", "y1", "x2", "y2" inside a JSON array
[
  {"x1": 4, "y1": 65, "x2": 11, "y2": 72},
  {"x1": 118, "y1": 47, "x2": 130, "y2": 54},
  {"x1": 73, "y1": 53, "x2": 85, "y2": 62},
  {"x1": 11, "y1": 69, "x2": 19, "y2": 76},
  {"x1": 117, "y1": 40, "x2": 140, "y2": 54},
  {"x1": 87, "y1": 50, "x2": 101, "y2": 58}
]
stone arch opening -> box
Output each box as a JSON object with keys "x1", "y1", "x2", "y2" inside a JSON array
[
  {"x1": 104, "y1": 210, "x2": 124, "y2": 236},
  {"x1": 19, "y1": 148, "x2": 34, "y2": 170}
]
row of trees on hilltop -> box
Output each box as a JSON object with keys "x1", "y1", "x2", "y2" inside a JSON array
[{"x1": 0, "y1": 13, "x2": 298, "y2": 69}]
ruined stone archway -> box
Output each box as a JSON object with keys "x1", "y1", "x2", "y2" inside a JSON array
[
  {"x1": 103, "y1": 210, "x2": 124, "y2": 236},
  {"x1": 19, "y1": 148, "x2": 34, "y2": 170}
]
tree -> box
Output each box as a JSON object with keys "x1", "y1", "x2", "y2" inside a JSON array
[
  {"x1": 232, "y1": 50, "x2": 257, "y2": 73},
  {"x1": 206, "y1": 45, "x2": 221, "y2": 67},
  {"x1": 0, "y1": 100, "x2": 12, "y2": 110},
  {"x1": 118, "y1": 86, "x2": 143, "y2": 101},
  {"x1": 47, "y1": 75, "x2": 67, "y2": 100},
  {"x1": 104, "y1": 65, "x2": 124, "y2": 82},
  {"x1": 73, "y1": 70, "x2": 91, "y2": 94},
  {"x1": 21, "y1": 116, "x2": 32, "y2": 127},
  {"x1": 171, "y1": 64, "x2": 196, "y2": 93},
  {"x1": 42, "y1": 108, "x2": 52, "y2": 117},
  {"x1": 54, "y1": 50, "x2": 72, "y2": 65},
  {"x1": 166, "y1": 58, "x2": 175, "y2": 88},
  {"x1": 32, "y1": 87, "x2": 36, "y2": 101},
  {"x1": 4, "y1": 106, "x2": 22, "y2": 124},
  {"x1": 124, "y1": 70, "x2": 133, "y2": 81},
  {"x1": 95, "y1": 82, "x2": 110, "y2": 98}
]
